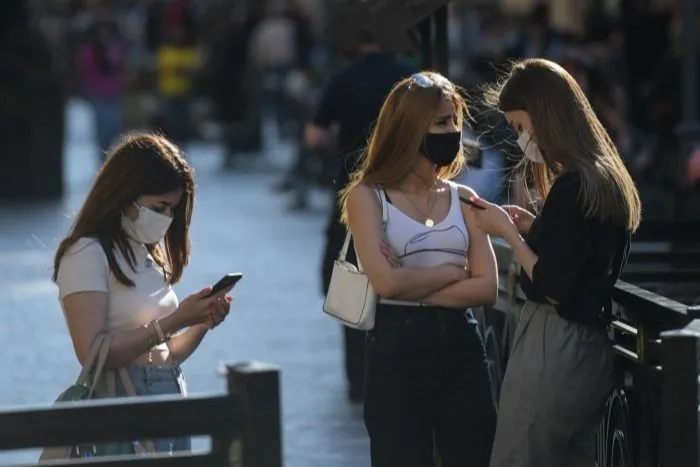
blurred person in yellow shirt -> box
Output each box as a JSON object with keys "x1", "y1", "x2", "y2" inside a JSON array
[{"x1": 156, "y1": 24, "x2": 199, "y2": 144}]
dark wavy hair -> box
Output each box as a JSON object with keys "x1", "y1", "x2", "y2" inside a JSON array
[{"x1": 53, "y1": 132, "x2": 196, "y2": 287}]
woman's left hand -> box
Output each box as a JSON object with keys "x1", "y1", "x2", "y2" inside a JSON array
[
  {"x1": 469, "y1": 196, "x2": 518, "y2": 239},
  {"x1": 379, "y1": 240, "x2": 401, "y2": 268},
  {"x1": 206, "y1": 295, "x2": 232, "y2": 330}
]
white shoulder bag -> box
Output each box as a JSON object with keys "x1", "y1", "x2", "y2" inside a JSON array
[{"x1": 323, "y1": 187, "x2": 388, "y2": 330}]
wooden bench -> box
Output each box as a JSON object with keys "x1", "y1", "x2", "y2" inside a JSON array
[{"x1": 0, "y1": 362, "x2": 282, "y2": 467}]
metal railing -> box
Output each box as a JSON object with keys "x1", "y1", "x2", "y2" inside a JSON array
[{"x1": 484, "y1": 238, "x2": 700, "y2": 467}]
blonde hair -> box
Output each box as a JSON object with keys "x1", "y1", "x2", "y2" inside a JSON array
[
  {"x1": 339, "y1": 71, "x2": 468, "y2": 225},
  {"x1": 484, "y1": 58, "x2": 641, "y2": 232}
]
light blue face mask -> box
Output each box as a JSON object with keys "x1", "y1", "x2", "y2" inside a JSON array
[{"x1": 517, "y1": 130, "x2": 545, "y2": 164}]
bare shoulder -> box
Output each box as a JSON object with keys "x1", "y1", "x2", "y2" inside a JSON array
[
  {"x1": 453, "y1": 183, "x2": 479, "y2": 200},
  {"x1": 346, "y1": 182, "x2": 378, "y2": 208},
  {"x1": 450, "y1": 182, "x2": 481, "y2": 226}
]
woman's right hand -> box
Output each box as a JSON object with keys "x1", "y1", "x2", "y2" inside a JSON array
[
  {"x1": 501, "y1": 205, "x2": 536, "y2": 235},
  {"x1": 174, "y1": 286, "x2": 232, "y2": 328},
  {"x1": 435, "y1": 263, "x2": 469, "y2": 283}
]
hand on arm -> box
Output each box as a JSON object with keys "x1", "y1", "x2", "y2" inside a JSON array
[
  {"x1": 502, "y1": 205, "x2": 536, "y2": 235},
  {"x1": 347, "y1": 184, "x2": 465, "y2": 301},
  {"x1": 422, "y1": 186, "x2": 499, "y2": 308}
]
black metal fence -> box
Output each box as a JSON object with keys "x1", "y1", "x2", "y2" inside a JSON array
[
  {"x1": 0, "y1": 362, "x2": 282, "y2": 467},
  {"x1": 625, "y1": 221, "x2": 700, "y2": 305}
]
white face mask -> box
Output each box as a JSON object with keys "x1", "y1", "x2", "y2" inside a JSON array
[
  {"x1": 122, "y1": 203, "x2": 173, "y2": 244},
  {"x1": 517, "y1": 130, "x2": 545, "y2": 164}
]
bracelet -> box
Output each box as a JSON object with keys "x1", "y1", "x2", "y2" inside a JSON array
[
  {"x1": 153, "y1": 319, "x2": 169, "y2": 344},
  {"x1": 143, "y1": 323, "x2": 158, "y2": 347}
]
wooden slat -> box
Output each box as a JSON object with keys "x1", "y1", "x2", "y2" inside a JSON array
[
  {"x1": 611, "y1": 320, "x2": 638, "y2": 336},
  {"x1": 613, "y1": 344, "x2": 639, "y2": 362},
  {"x1": 633, "y1": 221, "x2": 700, "y2": 243},
  {"x1": 612, "y1": 281, "x2": 699, "y2": 321},
  {"x1": 628, "y1": 251, "x2": 700, "y2": 264},
  {"x1": 621, "y1": 270, "x2": 700, "y2": 283},
  {"x1": 0, "y1": 394, "x2": 239, "y2": 450},
  {"x1": 17, "y1": 451, "x2": 223, "y2": 467}
]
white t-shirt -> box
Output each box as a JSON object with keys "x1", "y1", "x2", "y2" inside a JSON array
[{"x1": 56, "y1": 237, "x2": 179, "y2": 337}]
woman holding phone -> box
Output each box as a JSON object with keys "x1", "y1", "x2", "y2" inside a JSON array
[
  {"x1": 53, "y1": 132, "x2": 233, "y2": 453},
  {"x1": 468, "y1": 58, "x2": 641, "y2": 467}
]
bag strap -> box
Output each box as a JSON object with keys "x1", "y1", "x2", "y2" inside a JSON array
[
  {"x1": 118, "y1": 368, "x2": 156, "y2": 454},
  {"x1": 338, "y1": 185, "x2": 388, "y2": 261},
  {"x1": 102, "y1": 368, "x2": 156, "y2": 453},
  {"x1": 74, "y1": 335, "x2": 157, "y2": 454},
  {"x1": 76, "y1": 334, "x2": 113, "y2": 396},
  {"x1": 376, "y1": 187, "x2": 389, "y2": 225},
  {"x1": 76, "y1": 335, "x2": 105, "y2": 387},
  {"x1": 88, "y1": 335, "x2": 113, "y2": 396}
]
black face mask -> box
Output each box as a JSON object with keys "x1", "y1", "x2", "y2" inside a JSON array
[{"x1": 421, "y1": 131, "x2": 462, "y2": 167}]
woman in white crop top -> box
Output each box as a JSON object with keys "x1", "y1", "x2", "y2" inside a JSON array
[
  {"x1": 53, "y1": 133, "x2": 234, "y2": 455},
  {"x1": 339, "y1": 72, "x2": 498, "y2": 467}
]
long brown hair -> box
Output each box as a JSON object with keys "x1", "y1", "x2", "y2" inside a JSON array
[
  {"x1": 484, "y1": 58, "x2": 641, "y2": 231},
  {"x1": 53, "y1": 132, "x2": 195, "y2": 286},
  {"x1": 339, "y1": 71, "x2": 468, "y2": 224}
]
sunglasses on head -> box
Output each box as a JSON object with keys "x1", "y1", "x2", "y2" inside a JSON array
[{"x1": 407, "y1": 73, "x2": 452, "y2": 91}]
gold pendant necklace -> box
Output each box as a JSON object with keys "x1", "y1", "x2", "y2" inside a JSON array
[
  {"x1": 402, "y1": 178, "x2": 439, "y2": 228},
  {"x1": 423, "y1": 180, "x2": 439, "y2": 227}
]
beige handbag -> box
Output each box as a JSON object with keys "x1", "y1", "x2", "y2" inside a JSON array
[
  {"x1": 323, "y1": 187, "x2": 388, "y2": 330},
  {"x1": 39, "y1": 335, "x2": 155, "y2": 462}
]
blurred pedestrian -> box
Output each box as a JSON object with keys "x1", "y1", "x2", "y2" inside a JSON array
[
  {"x1": 156, "y1": 24, "x2": 199, "y2": 145},
  {"x1": 76, "y1": 20, "x2": 125, "y2": 158},
  {"x1": 307, "y1": 31, "x2": 417, "y2": 402}
]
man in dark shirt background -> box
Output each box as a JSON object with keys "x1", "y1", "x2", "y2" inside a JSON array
[{"x1": 304, "y1": 31, "x2": 417, "y2": 402}]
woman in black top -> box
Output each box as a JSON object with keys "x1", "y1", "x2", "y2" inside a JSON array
[{"x1": 469, "y1": 58, "x2": 642, "y2": 467}]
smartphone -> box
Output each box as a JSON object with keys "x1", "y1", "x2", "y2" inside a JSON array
[
  {"x1": 208, "y1": 273, "x2": 243, "y2": 297},
  {"x1": 459, "y1": 196, "x2": 486, "y2": 210}
]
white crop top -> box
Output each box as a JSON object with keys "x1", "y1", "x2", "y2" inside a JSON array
[
  {"x1": 56, "y1": 237, "x2": 179, "y2": 333},
  {"x1": 383, "y1": 180, "x2": 469, "y2": 268}
]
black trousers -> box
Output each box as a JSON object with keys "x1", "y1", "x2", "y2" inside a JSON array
[
  {"x1": 321, "y1": 210, "x2": 365, "y2": 393},
  {"x1": 364, "y1": 304, "x2": 497, "y2": 467}
]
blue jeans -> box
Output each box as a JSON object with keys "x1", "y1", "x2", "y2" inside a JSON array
[{"x1": 94, "y1": 365, "x2": 191, "y2": 453}]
